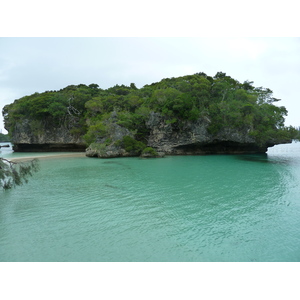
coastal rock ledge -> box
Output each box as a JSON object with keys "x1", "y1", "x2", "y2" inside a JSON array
[
  {"x1": 4, "y1": 73, "x2": 297, "y2": 157},
  {"x1": 9, "y1": 112, "x2": 291, "y2": 156},
  {"x1": 11, "y1": 119, "x2": 86, "y2": 152},
  {"x1": 85, "y1": 112, "x2": 291, "y2": 158}
]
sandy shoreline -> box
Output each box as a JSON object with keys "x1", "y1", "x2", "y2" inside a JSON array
[{"x1": 10, "y1": 152, "x2": 86, "y2": 162}]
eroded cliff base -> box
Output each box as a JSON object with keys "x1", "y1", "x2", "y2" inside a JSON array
[
  {"x1": 171, "y1": 141, "x2": 269, "y2": 155},
  {"x1": 13, "y1": 143, "x2": 86, "y2": 152}
]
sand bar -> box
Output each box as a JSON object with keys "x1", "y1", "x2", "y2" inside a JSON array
[{"x1": 10, "y1": 152, "x2": 86, "y2": 162}]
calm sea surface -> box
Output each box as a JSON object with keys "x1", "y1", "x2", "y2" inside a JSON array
[{"x1": 1, "y1": 142, "x2": 300, "y2": 262}]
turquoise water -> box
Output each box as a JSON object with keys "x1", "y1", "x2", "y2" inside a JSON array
[{"x1": 1, "y1": 142, "x2": 300, "y2": 261}]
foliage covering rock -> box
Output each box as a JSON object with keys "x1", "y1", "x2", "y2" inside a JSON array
[{"x1": 3, "y1": 72, "x2": 299, "y2": 157}]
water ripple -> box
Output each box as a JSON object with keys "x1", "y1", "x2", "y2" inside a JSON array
[{"x1": 1, "y1": 145, "x2": 300, "y2": 261}]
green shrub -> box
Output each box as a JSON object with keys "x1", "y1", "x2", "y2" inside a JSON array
[
  {"x1": 83, "y1": 121, "x2": 107, "y2": 145},
  {"x1": 122, "y1": 136, "x2": 146, "y2": 154},
  {"x1": 142, "y1": 147, "x2": 158, "y2": 156}
]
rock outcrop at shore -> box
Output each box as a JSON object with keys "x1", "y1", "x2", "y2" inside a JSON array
[
  {"x1": 85, "y1": 111, "x2": 288, "y2": 158},
  {"x1": 145, "y1": 112, "x2": 267, "y2": 154},
  {"x1": 5, "y1": 73, "x2": 296, "y2": 156},
  {"x1": 9, "y1": 111, "x2": 290, "y2": 156},
  {"x1": 11, "y1": 119, "x2": 86, "y2": 152}
]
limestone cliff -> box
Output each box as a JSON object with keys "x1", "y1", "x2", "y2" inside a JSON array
[
  {"x1": 85, "y1": 111, "x2": 289, "y2": 158},
  {"x1": 5, "y1": 74, "x2": 296, "y2": 156},
  {"x1": 10, "y1": 109, "x2": 291, "y2": 156},
  {"x1": 86, "y1": 112, "x2": 135, "y2": 158},
  {"x1": 145, "y1": 112, "x2": 273, "y2": 154},
  {"x1": 11, "y1": 118, "x2": 86, "y2": 152}
]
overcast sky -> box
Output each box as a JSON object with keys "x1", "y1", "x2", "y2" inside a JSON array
[{"x1": 0, "y1": 37, "x2": 299, "y2": 133}]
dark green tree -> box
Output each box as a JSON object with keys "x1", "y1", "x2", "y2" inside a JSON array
[
  {"x1": 0, "y1": 133, "x2": 10, "y2": 142},
  {"x1": 3, "y1": 71, "x2": 299, "y2": 154},
  {"x1": 0, "y1": 158, "x2": 39, "y2": 190}
]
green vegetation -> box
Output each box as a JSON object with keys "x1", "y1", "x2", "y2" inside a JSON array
[
  {"x1": 3, "y1": 72, "x2": 299, "y2": 152},
  {"x1": 0, "y1": 133, "x2": 10, "y2": 142},
  {"x1": 2, "y1": 84, "x2": 102, "y2": 140},
  {"x1": 121, "y1": 136, "x2": 146, "y2": 155},
  {"x1": 296, "y1": 127, "x2": 300, "y2": 140},
  {"x1": 142, "y1": 147, "x2": 158, "y2": 156},
  {"x1": 0, "y1": 158, "x2": 39, "y2": 190}
]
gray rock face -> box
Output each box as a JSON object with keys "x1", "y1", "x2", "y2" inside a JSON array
[
  {"x1": 146, "y1": 112, "x2": 269, "y2": 154},
  {"x1": 146, "y1": 112, "x2": 210, "y2": 153},
  {"x1": 11, "y1": 111, "x2": 288, "y2": 155},
  {"x1": 11, "y1": 119, "x2": 86, "y2": 152},
  {"x1": 85, "y1": 144, "x2": 127, "y2": 158},
  {"x1": 86, "y1": 114, "x2": 135, "y2": 158}
]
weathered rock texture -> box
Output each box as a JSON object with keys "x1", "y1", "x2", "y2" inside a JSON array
[
  {"x1": 86, "y1": 111, "x2": 289, "y2": 158},
  {"x1": 86, "y1": 111, "x2": 135, "y2": 157},
  {"x1": 12, "y1": 119, "x2": 86, "y2": 152},
  {"x1": 145, "y1": 112, "x2": 271, "y2": 155},
  {"x1": 11, "y1": 112, "x2": 290, "y2": 156}
]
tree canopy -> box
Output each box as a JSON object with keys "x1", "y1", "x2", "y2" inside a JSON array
[
  {"x1": 3, "y1": 72, "x2": 299, "y2": 150},
  {"x1": 0, "y1": 133, "x2": 10, "y2": 142}
]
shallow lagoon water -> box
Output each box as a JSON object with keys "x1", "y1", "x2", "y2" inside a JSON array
[{"x1": 1, "y1": 142, "x2": 300, "y2": 261}]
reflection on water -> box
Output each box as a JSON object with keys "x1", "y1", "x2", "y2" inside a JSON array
[
  {"x1": 236, "y1": 142, "x2": 300, "y2": 167},
  {"x1": 1, "y1": 142, "x2": 300, "y2": 261},
  {"x1": 236, "y1": 153, "x2": 269, "y2": 163}
]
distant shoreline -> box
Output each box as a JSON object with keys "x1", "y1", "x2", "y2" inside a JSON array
[{"x1": 10, "y1": 152, "x2": 86, "y2": 162}]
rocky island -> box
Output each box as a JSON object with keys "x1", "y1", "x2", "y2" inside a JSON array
[{"x1": 3, "y1": 72, "x2": 298, "y2": 157}]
